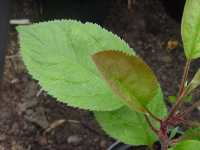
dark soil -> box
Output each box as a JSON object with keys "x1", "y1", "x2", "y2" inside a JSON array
[{"x1": 1, "y1": 0, "x2": 199, "y2": 150}]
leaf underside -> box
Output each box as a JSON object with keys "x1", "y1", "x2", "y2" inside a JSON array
[
  {"x1": 92, "y1": 50, "x2": 159, "y2": 112},
  {"x1": 17, "y1": 20, "x2": 134, "y2": 111},
  {"x1": 182, "y1": 0, "x2": 200, "y2": 59},
  {"x1": 95, "y1": 87, "x2": 167, "y2": 146}
]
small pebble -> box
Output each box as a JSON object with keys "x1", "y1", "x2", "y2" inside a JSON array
[
  {"x1": 166, "y1": 40, "x2": 178, "y2": 50},
  {"x1": 100, "y1": 140, "x2": 107, "y2": 148},
  {"x1": 159, "y1": 55, "x2": 172, "y2": 63},
  {"x1": 11, "y1": 141, "x2": 25, "y2": 150},
  {"x1": 0, "y1": 134, "x2": 6, "y2": 141},
  {"x1": 93, "y1": 138, "x2": 99, "y2": 142},
  {"x1": 67, "y1": 135, "x2": 82, "y2": 145},
  {"x1": 0, "y1": 145, "x2": 5, "y2": 150},
  {"x1": 38, "y1": 136, "x2": 48, "y2": 146}
]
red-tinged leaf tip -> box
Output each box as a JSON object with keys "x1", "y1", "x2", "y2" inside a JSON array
[{"x1": 92, "y1": 50, "x2": 159, "y2": 112}]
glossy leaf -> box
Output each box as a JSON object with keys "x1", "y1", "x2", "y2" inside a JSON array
[
  {"x1": 95, "y1": 88, "x2": 167, "y2": 146},
  {"x1": 187, "y1": 69, "x2": 200, "y2": 94},
  {"x1": 92, "y1": 50, "x2": 159, "y2": 112},
  {"x1": 17, "y1": 20, "x2": 134, "y2": 111},
  {"x1": 182, "y1": 0, "x2": 200, "y2": 59},
  {"x1": 169, "y1": 140, "x2": 200, "y2": 150}
]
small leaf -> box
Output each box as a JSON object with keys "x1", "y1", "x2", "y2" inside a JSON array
[
  {"x1": 92, "y1": 50, "x2": 159, "y2": 112},
  {"x1": 169, "y1": 127, "x2": 181, "y2": 140},
  {"x1": 169, "y1": 96, "x2": 177, "y2": 104},
  {"x1": 182, "y1": 0, "x2": 200, "y2": 59},
  {"x1": 95, "y1": 88, "x2": 167, "y2": 146},
  {"x1": 17, "y1": 20, "x2": 134, "y2": 111},
  {"x1": 187, "y1": 69, "x2": 200, "y2": 94},
  {"x1": 182, "y1": 128, "x2": 200, "y2": 141},
  {"x1": 169, "y1": 95, "x2": 193, "y2": 104},
  {"x1": 184, "y1": 95, "x2": 193, "y2": 103},
  {"x1": 169, "y1": 140, "x2": 200, "y2": 150}
]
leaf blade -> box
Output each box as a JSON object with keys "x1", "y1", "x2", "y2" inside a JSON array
[
  {"x1": 169, "y1": 140, "x2": 200, "y2": 150},
  {"x1": 17, "y1": 20, "x2": 134, "y2": 111},
  {"x1": 182, "y1": 0, "x2": 200, "y2": 59},
  {"x1": 92, "y1": 50, "x2": 159, "y2": 112},
  {"x1": 95, "y1": 87, "x2": 167, "y2": 146},
  {"x1": 187, "y1": 69, "x2": 200, "y2": 94}
]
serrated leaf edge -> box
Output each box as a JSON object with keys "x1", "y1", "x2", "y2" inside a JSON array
[{"x1": 17, "y1": 19, "x2": 134, "y2": 111}]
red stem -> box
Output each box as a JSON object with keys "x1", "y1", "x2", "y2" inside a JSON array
[
  {"x1": 167, "y1": 60, "x2": 191, "y2": 120},
  {"x1": 145, "y1": 107, "x2": 162, "y2": 122},
  {"x1": 178, "y1": 60, "x2": 191, "y2": 96},
  {"x1": 161, "y1": 140, "x2": 168, "y2": 150},
  {"x1": 144, "y1": 60, "x2": 192, "y2": 150},
  {"x1": 144, "y1": 114, "x2": 159, "y2": 134}
]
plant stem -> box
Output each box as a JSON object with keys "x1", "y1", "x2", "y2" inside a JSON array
[
  {"x1": 145, "y1": 107, "x2": 162, "y2": 122},
  {"x1": 159, "y1": 121, "x2": 169, "y2": 150},
  {"x1": 144, "y1": 114, "x2": 159, "y2": 134},
  {"x1": 178, "y1": 59, "x2": 191, "y2": 96},
  {"x1": 161, "y1": 140, "x2": 168, "y2": 150},
  {"x1": 167, "y1": 60, "x2": 191, "y2": 119},
  {"x1": 144, "y1": 60, "x2": 192, "y2": 150},
  {"x1": 157, "y1": 60, "x2": 191, "y2": 150},
  {"x1": 167, "y1": 91, "x2": 185, "y2": 119}
]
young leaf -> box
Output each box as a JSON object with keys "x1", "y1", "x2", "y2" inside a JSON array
[
  {"x1": 187, "y1": 69, "x2": 200, "y2": 94},
  {"x1": 169, "y1": 96, "x2": 177, "y2": 104},
  {"x1": 95, "y1": 88, "x2": 167, "y2": 146},
  {"x1": 169, "y1": 140, "x2": 200, "y2": 150},
  {"x1": 169, "y1": 95, "x2": 193, "y2": 104},
  {"x1": 17, "y1": 20, "x2": 134, "y2": 111},
  {"x1": 169, "y1": 127, "x2": 182, "y2": 140},
  {"x1": 92, "y1": 50, "x2": 159, "y2": 112},
  {"x1": 182, "y1": 0, "x2": 200, "y2": 59},
  {"x1": 182, "y1": 128, "x2": 200, "y2": 141}
]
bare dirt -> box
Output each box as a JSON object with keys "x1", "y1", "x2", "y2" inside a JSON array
[{"x1": 0, "y1": 0, "x2": 199, "y2": 150}]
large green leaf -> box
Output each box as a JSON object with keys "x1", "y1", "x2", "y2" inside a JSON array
[
  {"x1": 95, "y1": 88, "x2": 167, "y2": 146},
  {"x1": 169, "y1": 140, "x2": 200, "y2": 150},
  {"x1": 182, "y1": 0, "x2": 200, "y2": 59},
  {"x1": 17, "y1": 20, "x2": 134, "y2": 111},
  {"x1": 92, "y1": 50, "x2": 159, "y2": 112}
]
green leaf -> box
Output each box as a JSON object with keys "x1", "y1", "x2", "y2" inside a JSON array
[
  {"x1": 182, "y1": 128, "x2": 200, "y2": 141},
  {"x1": 169, "y1": 140, "x2": 200, "y2": 150},
  {"x1": 169, "y1": 127, "x2": 181, "y2": 140},
  {"x1": 187, "y1": 69, "x2": 200, "y2": 94},
  {"x1": 17, "y1": 20, "x2": 134, "y2": 111},
  {"x1": 95, "y1": 88, "x2": 167, "y2": 146},
  {"x1": 92, "y1": 50, "x2": 159, "y2": 112},
  {"x1": 169, "y1": 95, "x2": 193, "y2": 104},
  {"x1": 182, "y1": 0, "x2": 200, "y2": 59},
  {"x1": 169, "y1": 96, "x2": 177, "y2": 104}
]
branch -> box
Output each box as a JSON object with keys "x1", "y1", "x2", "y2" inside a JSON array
[
  {"x1": 145, "y1": 107, "x2": 162, "y2": 122},
  {"x1": 167, "y1": 60, "x2": 191, "y2": 119},
  {"x1": 144, "y1": 114, "x2": 159, "y2": 134},
  {"x1": 178, "y1": 59, "x2": 191, "y2": 96}
]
